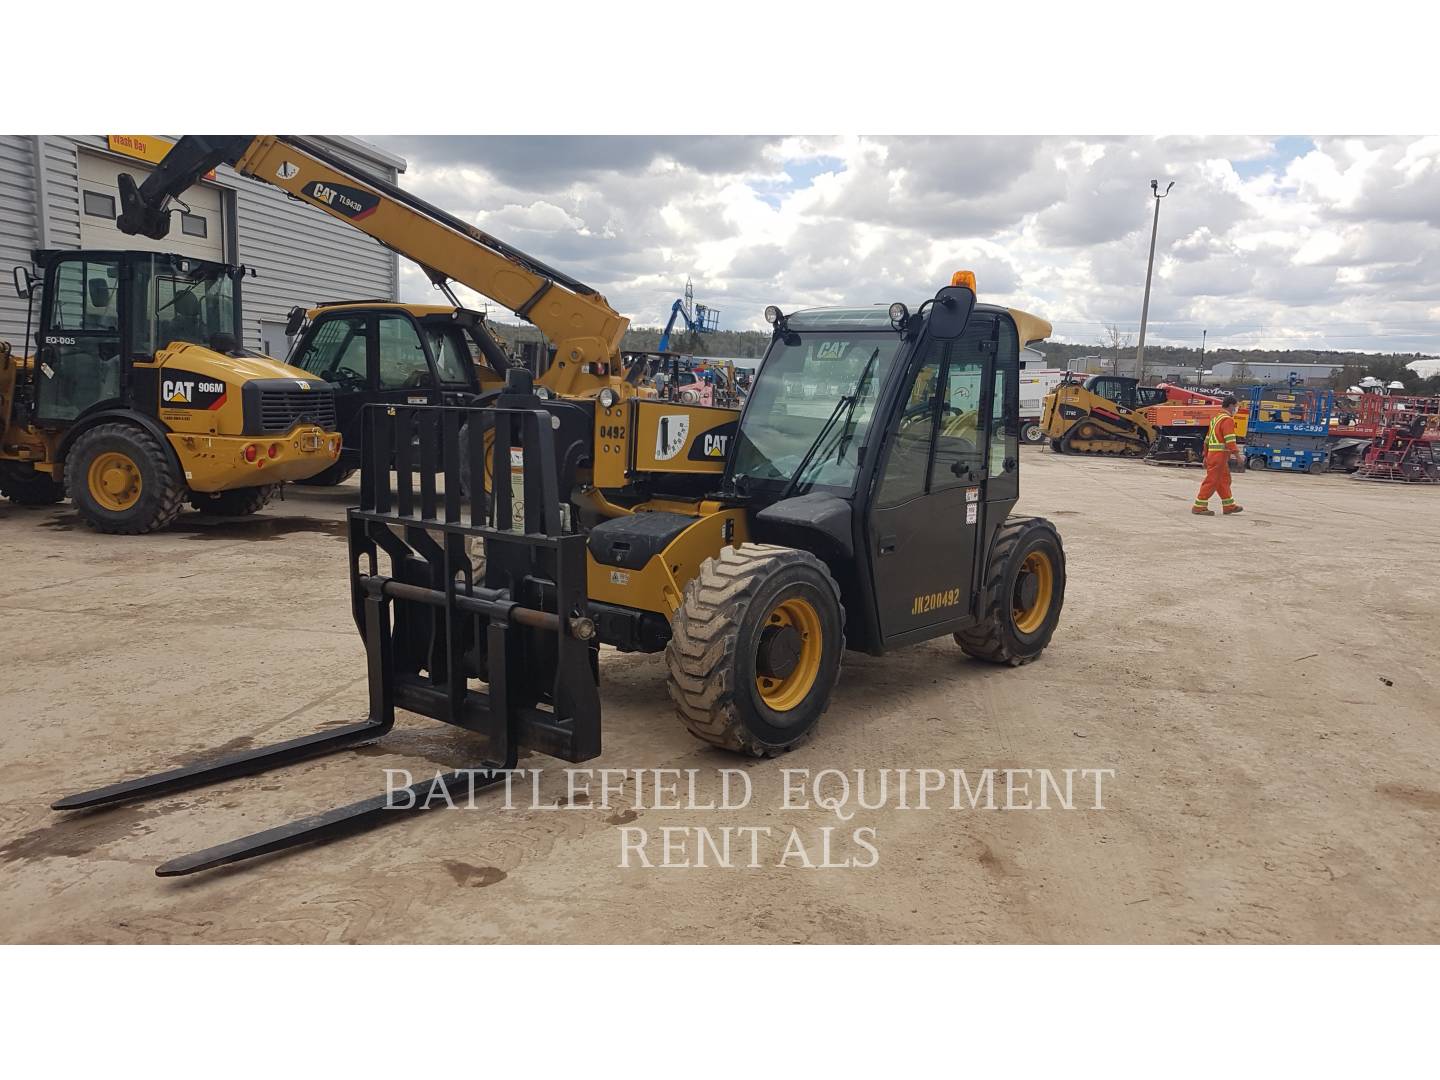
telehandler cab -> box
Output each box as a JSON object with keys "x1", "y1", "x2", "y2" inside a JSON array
[
  {"x1": 52, "y1": 136, "x2": 1066, "y2": 876},
  {"x1": 282, "y1": 300, "x2": 510, "y2": 486},
  {"x1": 0, "y1": 249, "x2": 342, "y2": 532}
]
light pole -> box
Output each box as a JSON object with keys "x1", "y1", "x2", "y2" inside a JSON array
[
  {"x1": 1198, "y1": 329, "x2": 1206, "y2": 385},
  {"x1": 1135, "y1": 178, "x2": 1174, "y2": 381}
]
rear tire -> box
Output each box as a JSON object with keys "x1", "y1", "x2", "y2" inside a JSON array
[
  {"x1": 1021, "y1": 421, "x2": 1046, "y2": 445},
  {"x1": 66, "y1": 423, "x2": 185, "y2": 534},
  {"x1": 0, "y1": 461, "x2": 65, "y2": 506},
  {"x1": 295, "y1": 463, "x2": 356, "y2": 487},
  {"x1": 1247, "y1": 455, "x2": 1267, "y2": 471},
  {"x1": 666, "y1": 544, "x2": 844, "y2": 756},
  {"x1": 954, "y1": 516, "x2": 1066, "y2": 666},
  {"x1": 190, "y1": 484, "x2": 278, "y2": 516}
]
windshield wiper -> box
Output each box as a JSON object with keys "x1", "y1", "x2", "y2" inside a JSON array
[{"x1": 781, "y1": 347, "x2": 880, "y2": 499}]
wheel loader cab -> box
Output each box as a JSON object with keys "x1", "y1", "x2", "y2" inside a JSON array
[
  {"x1": 730, "y1": 285, "x2": 1024, "y2": 654},
  {"x1": 30, "y1": 251, "x2": 243, "y2": 423}
]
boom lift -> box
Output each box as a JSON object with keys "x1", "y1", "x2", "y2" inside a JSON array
[
  {"x1": 1, "y1": 250, "x2": 342, "y2": 532},
  {"x1": 656, "y1": 279, "x2": 721, "y2": 354},
  {"x1": 52, "y1": 138, "x2": 1069, "y2": 876}
]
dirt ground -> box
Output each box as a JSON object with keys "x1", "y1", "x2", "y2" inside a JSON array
[{"x1": 1, "y1": 449, "x2": 1437, "y2": 943}]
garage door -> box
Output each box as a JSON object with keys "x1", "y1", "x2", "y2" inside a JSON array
[{"x1": 77, "y1": 151, "x2": 225, "y2": 262}]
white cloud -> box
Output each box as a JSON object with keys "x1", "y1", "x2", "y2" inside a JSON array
[{"x1": 379, "y1": 135, "x2": 1440, "y2": 354}]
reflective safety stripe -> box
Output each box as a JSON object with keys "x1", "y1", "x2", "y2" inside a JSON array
[
  {"x1": 1205, "y1": 414, "x2": 1228, "y2": 451},
  {"x1": 1222, "y1": 497, "x2": 1236, "y2": 505}
]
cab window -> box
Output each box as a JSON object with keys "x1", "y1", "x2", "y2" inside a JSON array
[
  {"x1": 51, "y1": 258, "x2": 120, "y2": 332},
  {"x1": 377, "y1": 315, "x2": 431, "y2": 389},
  {"x1": 426, "y1": 326, "x2": 473, "y2": 385},
  {"x1": 294, "y1": 317, "x2": 368, "y2": 386}
]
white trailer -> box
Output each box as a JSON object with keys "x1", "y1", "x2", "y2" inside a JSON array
[{"x1": 1019, "y1": 368, "x2": 1069, "y2": 444}]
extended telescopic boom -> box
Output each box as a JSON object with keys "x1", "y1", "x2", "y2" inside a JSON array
[{"x1": 116, "y1": 135, "x2": 631, "y2": 397}]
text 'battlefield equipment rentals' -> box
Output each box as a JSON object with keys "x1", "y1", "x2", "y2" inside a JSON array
[{"x1": 1, "y1": 252, "x2": 342, "y2": 532}]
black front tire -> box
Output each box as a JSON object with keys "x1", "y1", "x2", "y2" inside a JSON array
[
  {"x1": 1246, "y1": 455, "x2": 1267, "y2": 471},
  {"x1": 666, "y1": 544, "x2": 845, "y2": 756},
  {"x1": 955, "y1": 516, "x2": 1066, "y2": 666},
  {"x1": 0, "y1": 461, "x2": 65, "y2": 506},
  {"x1": 189, "y1": 484, "x2": 279, "y2": 516},
  {"x1": 66, "y1": 422, "x2": 186, "y2": 534},
  {"x1": 1021, "y1": 422, "x2": 1046, "y2": 445}
]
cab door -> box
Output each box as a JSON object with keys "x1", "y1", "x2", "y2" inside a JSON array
[
  {"x1": 34, "y1": 254, "x2": 125, "y2": 423},
  {"x1": 868, "y1": 314, "x2": 1011, "y2": 645},
  {"x1": 290, "y1": 313, "x2": 371, "y2": 462}
]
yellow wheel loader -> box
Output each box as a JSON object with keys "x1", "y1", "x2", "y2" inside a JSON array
[
  {"x1": 1, "y1": 250, "x2": 342, "y2": 532},
  {"x1": 49, "y1": 138, "x2": 1068, "y2": 876}
]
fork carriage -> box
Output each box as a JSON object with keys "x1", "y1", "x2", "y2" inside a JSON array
[{"x1": 54, "y1": 373, "x2": 601, "y2": 876}]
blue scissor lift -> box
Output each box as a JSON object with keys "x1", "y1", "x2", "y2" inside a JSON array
[{"x1": 1243, "y1": 382, "x2": 1336, "y2": 474}]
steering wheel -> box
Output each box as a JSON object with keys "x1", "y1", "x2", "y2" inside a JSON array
[{"x1": 323, "y1": 367, "x2": 367, "y2": 389}]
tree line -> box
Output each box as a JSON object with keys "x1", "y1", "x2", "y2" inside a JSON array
[{"x1": 488, "y1": 319, "x2": 1440, "y2": 395}]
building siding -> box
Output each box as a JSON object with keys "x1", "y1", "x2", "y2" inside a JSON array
[
  {"x1": 0, "y1": 135, "x2": 400, "y2": 356},
  {"x1": 226, "y1": 136, "x2": 400, "y2": 353},
  {"x1": 0, "y1": 136, "x2": 38, "y2": 345}
]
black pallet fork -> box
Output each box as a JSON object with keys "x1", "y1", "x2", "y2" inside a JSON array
[{"x1": 52, "y1": 374, "x2": 601, "y2": 877}]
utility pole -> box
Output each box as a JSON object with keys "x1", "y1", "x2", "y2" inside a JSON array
[
  {"x1": 1199, "y1": 329, "x2": 1206, "y2": 386},
  {"x1": 1135, "y1": 179, "x2": 1174, "y2": 381}
]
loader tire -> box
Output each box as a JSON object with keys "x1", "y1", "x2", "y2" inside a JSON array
[
  {"x1": 66, "y1": 422, "x2": 185, "y2": 534},
  {"x1": 295, "y1": 463, "x2": 356, "y2": 487},
  {"x1": 1021, "y1": 421, "x2": 1046, "y2": 445},
  {"x1": 666, "y1": 544, "x2": 844, "y2": 756},
  {"x1": 0, "y1": 461, "x2": 65, "y2": 506},
  {"x1": 954, "y1": 516, "x2": 1065, "y2": 667},
  {"x1": 190, "y1": 484, "x2": 278, "y2": 516}
]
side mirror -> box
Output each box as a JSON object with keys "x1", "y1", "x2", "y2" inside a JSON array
[
  {"x1": 284, "y1": 305, "x2": 307, "y2": 338},
  {"x1": 12, "y1": 265, "x2": 35, "y2": 298},
  {"x1": 926, "y1": 284, "x2": 976, "y2": 340}
]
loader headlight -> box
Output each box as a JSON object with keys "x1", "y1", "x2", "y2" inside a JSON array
[
  {"x1": 598, "y1": 388, "x2": 618, "y2": 408},
  {"x1": 764, "y1": 305, "x2": 782, "y2": 325},
  {"x1": 888, "y1": 302, "x2": 909, "y2": 329},
  {"x1": 534, "y1": 386, "x2": 551, "y2": 400}
]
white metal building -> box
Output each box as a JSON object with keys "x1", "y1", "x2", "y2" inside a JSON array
[
  {"x1": 1207, "y1": 360, "x2": 1345, "y2": 385},
  {"x1": 0, "y1": 135, "x2": 404, "y2": 357}
]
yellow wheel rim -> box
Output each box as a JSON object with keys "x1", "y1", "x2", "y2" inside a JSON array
[
  {"x1": 755, "y1": 596, "x2": 823, "y2": 712},
  {"x1": 1012, "y1": 550, "x2": 1054, "y2": 635},
  {"x1": 87, "y1": 450, "x2": 142, "y2": 512}
]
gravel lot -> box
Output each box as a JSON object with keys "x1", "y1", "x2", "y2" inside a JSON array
[{"x1": 1, "y1": 449, "x2": 1436, "y2": 943}]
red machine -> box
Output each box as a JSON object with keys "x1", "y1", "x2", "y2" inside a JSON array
[{"x1": 1351, "y1": 396, "x2": 1440, "y2": 483}]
